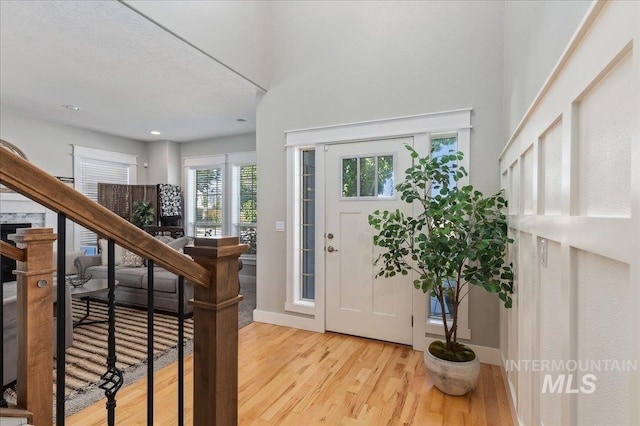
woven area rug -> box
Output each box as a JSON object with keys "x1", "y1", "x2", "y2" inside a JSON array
[
  {"x1": 58, "y1": 299, "x2": 194, "y2": 397},
  {"x1": 4, "y1": 278, "x2": 256, "y2": 418}
]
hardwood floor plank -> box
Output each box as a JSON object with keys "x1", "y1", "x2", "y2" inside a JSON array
[{"x1": 64, "y1": 322, "x2": 513, "y2": 425}]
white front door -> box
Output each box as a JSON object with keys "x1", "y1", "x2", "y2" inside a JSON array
[{"x1": 325, "y1": 137, "x2": 413, "y2": 345}]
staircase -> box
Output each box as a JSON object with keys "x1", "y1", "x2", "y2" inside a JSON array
[{"x1": 0, "y1": 140, "x2": 247, "y2": 425}]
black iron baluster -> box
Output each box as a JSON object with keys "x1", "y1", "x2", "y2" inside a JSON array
[
  {"x1": 147, "y1": 259, "x2": 154, "y2": 425},
  {"x1": 0, "y1": 253, "x2": 6, "y2": 408},
  {"x1": 56, "y1": 213, "x2": 67, "y2": 424},
  {"x1": 99, "y1": 239, "x2": 123, "y2": 426},
  {"x1": 178, "y1": 275, "x2": 184, "y2": 426}
]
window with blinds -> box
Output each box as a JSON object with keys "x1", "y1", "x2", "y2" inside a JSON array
[
  {"x1": 184, "y1": 152, "x2": 257, "y2": 256},
  {"x1": 236, "y1": 164, "x2": 257, "y2": 255},
  {"x1": 73, "y1": 146, "x2": 137, "y2": 250},
  {"x1": 195, "y1": 168, "x2": 224, "y2": 237}
]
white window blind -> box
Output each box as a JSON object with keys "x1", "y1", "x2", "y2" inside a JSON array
[
  {"x1": 77, "y1": 159, "x2": 130, "y2": 246},
  {"x1": 194, "y1": 167, "x2": 224, "y2": 237},
  {"x1": 73, "y1": 146, "x2": 137, "y2": 249},
  {"x1": 235, "y1": 164, "x2": 257, "y2": 255}
]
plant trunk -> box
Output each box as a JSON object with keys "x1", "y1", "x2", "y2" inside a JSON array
[{"x1": 436, "y1": 290, "x2": 453, "y2": 351}]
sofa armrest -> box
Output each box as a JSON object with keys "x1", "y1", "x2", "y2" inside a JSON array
[{"x1": 74, "y1": 254, "x2": 102, "y2": 277}]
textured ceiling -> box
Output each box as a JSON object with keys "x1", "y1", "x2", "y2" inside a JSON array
[{"x1": 0, "y1": 1, "x2": 262, "y2": 142}]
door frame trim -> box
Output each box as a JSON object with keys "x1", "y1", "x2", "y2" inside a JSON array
[{"x1": 284, "y1": 109, "x2": 472, "y2": 350}]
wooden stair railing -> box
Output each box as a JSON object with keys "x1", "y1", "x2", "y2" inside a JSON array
[
  {"x1": 1, "y1": 143, "x2": 247, "y2": 425},
  {"x1": 0, "y1": 229, "x2": 57, "y2": 425},
  {"x1": 0, "y1": 238, "x2": 37, "y2": 424}
]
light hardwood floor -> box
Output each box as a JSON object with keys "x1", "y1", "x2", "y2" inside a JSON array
[{"x1": 65, "y1": 322, "x2": 513, "y2": 425}]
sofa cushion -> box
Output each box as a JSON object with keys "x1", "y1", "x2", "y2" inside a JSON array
[
  {"x1": 87, "y1": 265, "x2": 146, "y2": 289},
  {"x1": 143, "y1": 269, "x2": 178, "y2": 293}
]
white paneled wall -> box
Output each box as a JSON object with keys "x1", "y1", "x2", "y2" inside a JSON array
[{"x1": 499, "y1": 2, "x2": 639, "y2": 425}]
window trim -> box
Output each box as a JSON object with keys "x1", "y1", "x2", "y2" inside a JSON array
[
  {"x1": 284, "y1": 109, "x2": 473, "y2": 347},
  {"x1": 185, "y1": 154, "x2": 226, "y2": 239},
  {"x1": 184, "y1": 152, "x2": 257, "y2": 258},
  {"x1": 424, "y1": 133, "x2": 472, "y2": 340},
  {"x1": 285, "y1": 145, "x2": 316, "y2": 315}
]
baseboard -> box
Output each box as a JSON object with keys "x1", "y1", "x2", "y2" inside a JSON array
[
  {"x1": 253, "y1": 309, "x2": 324, "y2": 333},
  {"x1": 424, "y1": 336, "x2": 502, "y2": 365}
]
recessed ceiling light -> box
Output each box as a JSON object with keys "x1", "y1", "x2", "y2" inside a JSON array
[
  {"x1": 236, "y1": 118, "x2": 247, "y2": 122},
  {"x1": 61, "y1": 105, "x2": 81, "y2": 111},
  {"x1": 150, "y1": 131, "x2": 161, "y2": 135}
]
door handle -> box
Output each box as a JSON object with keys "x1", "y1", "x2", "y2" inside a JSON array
[{"x1": 327, "y1": 246, "x2": 338, "y2": 253}]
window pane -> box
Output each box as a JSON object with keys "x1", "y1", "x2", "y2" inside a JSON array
[
  {"x1": 302, "y1": 274, "x2": 315, "y2": 301},
  {"x1": 239, "y1": 165, "x2": 257, "y2": 223},
  {"x1": 430, "y1": 136, "x2": 457, "y2": 197},
  {"x1": 303, "y1": 174, "x2": 314, "y2": 201},
  {"x1": 342, "y1": 158, "x2": 357, "y2": 197},
  {"x1": 238, "y1": 164, "x2": 257, "y2": 255},
  {"x1": 195, "y1": 168, "x2": 223, "y2": 224},
  {"x1": 377, "y1": 155, "x2": 394, "y2": 196},
  {"x1": 429, "y1": 136, "x2": 458, "y2": 318},
  {"x1": 359, "y1": 156, "x2": 375, "y2": 197},
  {"x1": 303, "y1": 197, "x2": 314, "y2": 227},
  {"x1": 301, "y1": 149, "x2": 315, "y2": 300},
  {"x1": 429, "y1": 279, "x2": 454, "y2": 320},
  {"x1": 303, "y1": 150, "x2": 315, "y2": 174}
]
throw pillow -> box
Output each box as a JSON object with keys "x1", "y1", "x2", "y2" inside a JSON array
[
  {"x1": 155, "y1": 235, "x2": 175, "y2": 244},
  {"x1": 121, "y1": 249, "x2": 144, "y2": 267},
  {"x1": 167, "y1": 236, "x2": 189, "y2": 251},
  {"x1": 178, "y1": 248, "x2": 194, "y2": 260}
]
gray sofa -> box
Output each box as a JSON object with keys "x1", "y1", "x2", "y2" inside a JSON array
[
  {"x1": 74, "y1": 236, "x2": 243, "y2": 316},
  {"x1": 74, "y1": 247, "x2": 195, "y2": 315},
  {"x1": 74, "y1": 236, "x2": 199, "y2": 315}
]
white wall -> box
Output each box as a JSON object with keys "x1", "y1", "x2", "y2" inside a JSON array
[
  {"x1": 257, "y1": 1, "x2": 506, "y2": 348},
  {"x1": 123, "y1": 0, "x2": 268, "y2": 90},
  {"x1": 500, "y1": 2, "x2": 639, "y2": 424},
  {"x1": 180, "y1": 133, "x2": 255, "y2": 159},
  {"x1": 147, "y1": 140, "x2": 181, "y2": 185},
  {"x1": 503, "y1": 0, "x2": 591, "y2": 138},
  {"x1": 0, "y1": 111, "x2": 148, "y2": 179}
]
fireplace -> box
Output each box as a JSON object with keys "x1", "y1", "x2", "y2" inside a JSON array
[{"x1": 1, "y1": 223, "x2": 31, "y2": 282}]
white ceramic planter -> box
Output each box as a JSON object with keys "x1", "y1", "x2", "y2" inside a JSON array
[{"x1": 424, "y1": 347, "x2": 480, "y2": 396}]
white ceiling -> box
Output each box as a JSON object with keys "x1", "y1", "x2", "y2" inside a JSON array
[{"x1": 0, "y1": 1, "x2": 262, "y2": 143}]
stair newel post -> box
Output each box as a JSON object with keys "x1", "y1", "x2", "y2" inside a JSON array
[
  {"x1": 10, "y1": 228, "x2": 57, "y2": 426},
  {"x1": 184, "y1": 236, "x2": 247, "y2": 426}
]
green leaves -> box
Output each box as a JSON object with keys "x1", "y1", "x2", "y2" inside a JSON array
[{"x1": 369, "y1": 144, "x2": 515, "y2": 346}]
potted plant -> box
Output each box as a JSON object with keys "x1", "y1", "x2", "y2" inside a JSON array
[
  {"x1": 368, "y1": 144, "x2": 513, "y2": 396},
  {"x1": 131, "y1": 200, "x2": 155, "y2": 229}
]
